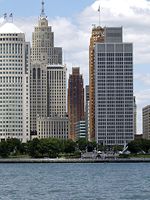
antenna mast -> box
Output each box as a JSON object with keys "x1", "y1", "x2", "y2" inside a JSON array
[{"x1": 41, "y1": 0, "x2": 45, "y2": 17}]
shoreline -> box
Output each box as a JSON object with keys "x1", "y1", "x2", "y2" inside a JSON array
[{"x1": 0, "y1": 158, "x2": 150, "y2": 163}]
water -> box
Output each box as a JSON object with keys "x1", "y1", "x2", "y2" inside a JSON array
[{"x1": 0, "y1": 163, "x2": 150, "y2": 200}]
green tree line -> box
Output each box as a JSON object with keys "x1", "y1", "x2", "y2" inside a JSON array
[{"x1": 0, "y1": 138, "x2": 97, "y2": 158}]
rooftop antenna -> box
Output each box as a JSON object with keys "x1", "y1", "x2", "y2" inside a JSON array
[{"x1": 41, "y1": 0, "x2": 45, "y2": 17}]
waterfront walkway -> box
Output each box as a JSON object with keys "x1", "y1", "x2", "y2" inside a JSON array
[{"x1": 0, "y1": 158, "x2": 150, "y2": 163}]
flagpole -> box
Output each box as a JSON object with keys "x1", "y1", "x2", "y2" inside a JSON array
[{"x1": 98, "y1": 5, "x2": 100, "y2": 27}]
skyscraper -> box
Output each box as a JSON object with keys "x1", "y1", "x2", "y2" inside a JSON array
[
  {"x1": 30, "y1": 1, "x2": 65, "y2": 135},
  {"x1": 68, "y1": 67, "x2": 84, "y2": 140},
  {"x1": 95, "y1": 27, "x2": 134, "y2": 145},
  {"x1": 143, "y1": 105, "x2": 150, "y2": 140},
  {"x1": 0, "y1": 21, "x2": 30, "y2": 142},
  {"x1": 89, "y1": 26, "x2": 104, "y2": 141},
  {"x1": 31, "y1": 0, "x2": 62, "y2": 65}
]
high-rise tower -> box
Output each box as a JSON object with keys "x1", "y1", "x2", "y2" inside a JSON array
[
  {"x1": 68, "y1": 67, "x2": 84, "y2": 140},
  {"x1": 0, "y1": 22, "x2": 30, "y2": 142},
  {"x1": 30, "y1": 1, "x2": 68, "y2": 138},
  {"x1": 31, "y1": 0, "x2": 62, "y2": 65},
  {"x1": 89, "y1": 26, "x2": 104, "y2": 141},
  {"x1": 95, "y1": 27, "x2": 134, "y2": 145}
]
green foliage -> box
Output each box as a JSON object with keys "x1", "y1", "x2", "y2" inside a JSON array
[
  {"x1": 0, "y1": 141, "x2": 9, "y2": 158},
  {"x1": 128, "y1": 139, "x2": 150, "y2": 154}
]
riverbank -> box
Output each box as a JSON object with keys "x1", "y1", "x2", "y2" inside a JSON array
[{"x1": 0, "y1": 158, "x2": 150, "y2": 163}]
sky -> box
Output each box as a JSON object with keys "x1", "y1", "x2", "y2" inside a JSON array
[{"x1": 0, "y1": 0, "x2": 150, "y2": 134}]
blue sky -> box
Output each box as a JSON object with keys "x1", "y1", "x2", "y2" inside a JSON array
[
  {"x1": 0, "y1": 0, "x2": 95, "y2": 18},
  {"x1": 1, "y1": 0, "x2": 150, "y2": 134}
]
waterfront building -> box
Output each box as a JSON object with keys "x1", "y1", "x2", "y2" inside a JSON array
[
  {"x1": 143, "y1": 105, "x2": 150, "y2": 139},
  {"x1": 85, "y1": 85, "x2": 90, "y2": 140},
  {"x1": 133, "y1": 96, "x2": 137, "y2": 135},
  {"x1": 95, "y1": 27, "x2": 134, "y2": 145},
  {"x1": 89, "y1": 25, "x2": 104, "y2": 141},
  {"x1": 30, "y1": 1, "x2": 67, "y2": 138},
  {"x1": 75, "y1": 121, "x2": 86, "y2": 139},
  {"x1": 0, "y1": 21, "x2": 30, "y2": 142},
  {"x1": 37, "y1": 117, "x2": 69, "y2": 139},
  {"x1": 68, "y1": 67, "x2": 84, "y2": 140}
]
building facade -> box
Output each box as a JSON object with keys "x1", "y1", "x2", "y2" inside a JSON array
[
  {"x1": 0, "y1": 22, "x2": 30, "y2": 142},
  {"x1": 95, "y1": 27, "x2": 134, "y2": 145},
  {"x1": 133, "y1": 96, "x2": 137, "y2": 135},
  {"x1": 143, "y1": 105, "x2": 150, "y2": 140},
  {"x1": 31, "y1": 0, "x2": 62, "y2": 65},
  {"x1": 89, "y1": 26, "x2": 104, "y2": 141},
  {"x1": 30, "y1": 1, "x2": 68, "y2": 138},
  {"x1": 47, "y1": 65, "x2": 67, "y2": 118},
  {"x1": 37, "y1": 117, "x2": 69, "y2": 139},
  {"x1": 75, "y1": 121, "x2": 86, "y2": 139},
  {"x1": 85, "y1": 85, "x2": 90, "y2": 140},
  {"x1": 68, "y1": 67, "x2": 84, "y2": 140}
]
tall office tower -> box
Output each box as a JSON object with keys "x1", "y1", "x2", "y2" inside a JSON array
[
  {"x1": 30, "y1": 1, "x2": 63, "y2": 134},
  {"x1": 37, "y1": 64, "x2": 68, "y2": 139},
  {"x1": 143, "y1": 105, "x2": 150, "y2": 139},
  {"x1": 89, "y1": 26, "x2": 104, "y2": 141},
  {"x1": 95, "y1": 27, "x2": 134, "y2": 145},
  {"x1": 47, "y1": 64, "x2": 67, "y2": 117},
  {"x1": 85, "y1": 85, "x2": 90, "y2": 140},
  {"x1": 133, "y1": 96, "x2": 137, "y2": 135},
  {"x1": 68, "y1": 67, "x2": 84, "y2": 140},
  {"x1": 30, "y1": 62, "x2": 47, "y2": 133},
  {"x1": 0, "y1": 21, "x2": 30, "y2": 142},
  {"x1": 31, "y1": 0, "x2": 62, "y2": 65}
]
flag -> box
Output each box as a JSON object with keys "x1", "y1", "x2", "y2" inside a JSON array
[
  {"x1": 9, "y1": 13, "x2": 13, "y2": 18},
  {"x1": 4, "y1": 13, "x2": 7, "y2": 19},
  {"x1": 98, "y1": 5, "x2": 100, "y2": 12}
]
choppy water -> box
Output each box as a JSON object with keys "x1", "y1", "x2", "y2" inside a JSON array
[{"x1": 0, "y1": 163, "x2": 150, "y2": 200}]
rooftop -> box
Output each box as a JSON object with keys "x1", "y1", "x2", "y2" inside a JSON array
[{"x1": 0, "y1": 22, "x2": 23, "y2": 34}]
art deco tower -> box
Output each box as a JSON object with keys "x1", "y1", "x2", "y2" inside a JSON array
[
  {"x1": 68, "y1": 67, "x2": 84, "y2": 140},
  {"x1": 89, "y1": 26, "x2": 104, "y2": 141},
  {"x1": 30, "y1": 1, "x2": 65, "y2": 134},
  {"x1": 31, "y1": 0, "x2": 62, "y2": 65}
]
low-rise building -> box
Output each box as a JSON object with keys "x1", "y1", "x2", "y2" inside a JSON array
[{"x1": 37, "y1": 117, "x2": 69, "y2": 140}]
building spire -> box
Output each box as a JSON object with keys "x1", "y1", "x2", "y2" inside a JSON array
[{"x1": 40, "y1": 0, "x2": 45, "y2": 18}]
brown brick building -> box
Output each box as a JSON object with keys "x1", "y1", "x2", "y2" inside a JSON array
[{"x1": 68, "y1": 68, "x2": 84, "y2": 140}]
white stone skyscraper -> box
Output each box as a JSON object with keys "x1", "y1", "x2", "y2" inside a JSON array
[
  {"x1": 95, "y1": 27, "x2": 134, "y2": 146},
  {"x1": 0, "y1": 21, "x2": 30, "y2": 142},
  {"x1": 31, "y1": 0, "x2": 62, "y2": 65},
  {"x1": 30, "y1": 1, "x2": 69, "y2": 139}
]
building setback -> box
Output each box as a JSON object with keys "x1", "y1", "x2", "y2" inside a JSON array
[
  {"x1": 0, "y1": 22, "x2": 30, "y2": 142},
  {"x1": 68, "y1": 67, "x2": 84, "y2": 140},
  {"x1": 143, "y1": 105, "x2": 150, "y2": 140},
  {"x1": 31, "y1": 0, "x2": 62, "y2": 65},
  {"x1": 30, "y1": 1, "x2": 69, "y2": 139},
  {"x1": 95, "y1": 27, "x2": 134, "y2": 145}
]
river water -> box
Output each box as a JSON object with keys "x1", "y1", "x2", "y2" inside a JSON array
[{"x1": 0, "y1": 163, "x2": 150, "y2": 200}]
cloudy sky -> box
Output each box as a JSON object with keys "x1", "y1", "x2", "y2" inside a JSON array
[{"x1": 1, "y1": 0, "x2": 150, "y2": 133}]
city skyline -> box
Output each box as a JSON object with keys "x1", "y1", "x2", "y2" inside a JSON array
[{"x1": 0, "y1": 0, "x2": 150, "y2": 133}]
